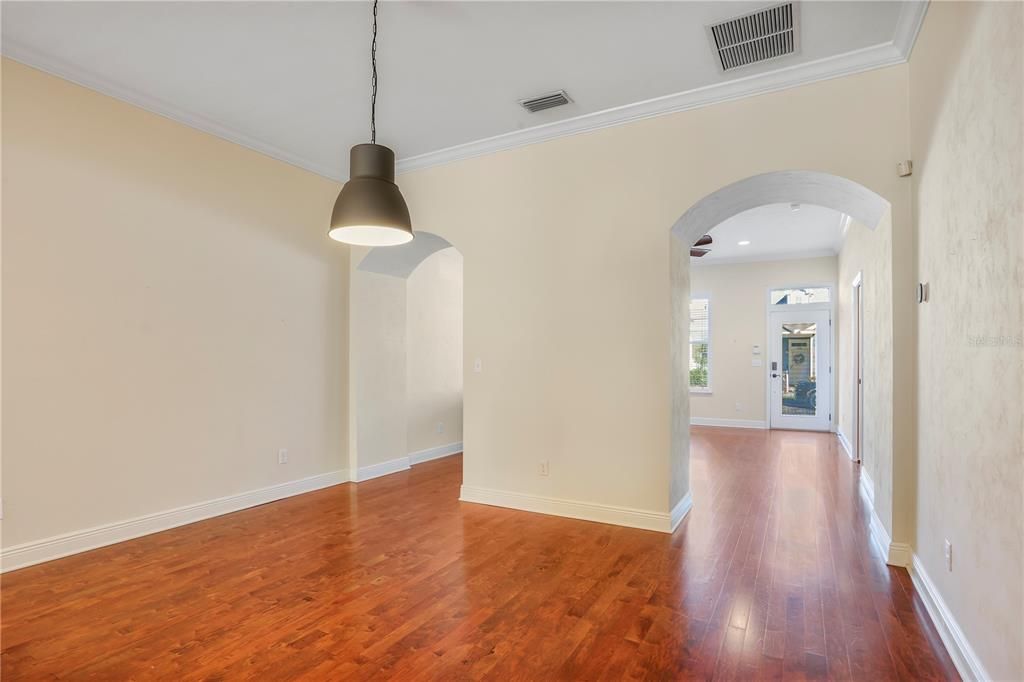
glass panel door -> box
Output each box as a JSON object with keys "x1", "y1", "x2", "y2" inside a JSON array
[{"x1": 769, "y1": 308, "x2": 831, "y2": 431}]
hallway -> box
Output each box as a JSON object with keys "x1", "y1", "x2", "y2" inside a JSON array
[{"x1": 1, "y1": 428, "x2": 957, "y2": 679}]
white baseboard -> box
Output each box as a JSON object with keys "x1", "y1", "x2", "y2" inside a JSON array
[
  {"x1": 886, "y1": 542, "x2": 912, "y2": 568},
  {"x1": 859, "y1": 467, "x2": 875, "y2": 507},
  {"x1": 836, "y1": 429, "x2": 855, "y2": 460},
  {"x1": 459, "y1": 485, "x2": 676, "y2": 533},
  {"x1": 867, "y1": 506, "x2": 892, "y2": 562},
  {"x1": 670, "y1": 492, "x2": 693, "y2": 532},
  {"x1": 867, "y1": 507, "x2": 910, "y2": 567},
  {"x1": 352, "y1": 443, "x2": 461, "y2": 483},
  {"x1": 355, "y1": 456, "x2": 410, "y2": 482},
  {"x1": 690, "y1": 417, "x2": 768, "y2": 429},
  {"x1": 408, "y1": 441, "x2": 463, "y2": 466},
  {"x1": 858, "y1": 469, "x2": 910, "y2": 568},
  {"x1": 910, "y1": 555, "x2": 991, "y2": 682},
  {"x1": 1, "y1": 469, "x2": 349, "y2": 573}
]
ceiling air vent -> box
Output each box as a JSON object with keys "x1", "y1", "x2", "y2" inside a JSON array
[
  {"x1": 520, "y1": 90, "x2": 572, "y2": 113},
  {"x1": 708, "y1": 3, "x2": 799, "y2": 72}
]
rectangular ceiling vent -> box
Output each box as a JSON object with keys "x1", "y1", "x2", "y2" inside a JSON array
[
  {"x1": 708, "y1": 3, "x2": 799, "y2": 72},
  {"x1": 520, "y1": 90, "x2": 572, "y2": 114}
]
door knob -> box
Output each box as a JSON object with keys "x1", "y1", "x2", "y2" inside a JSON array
[{"x1": 771, "y1": 373, "x2": 778, "y2": 378}]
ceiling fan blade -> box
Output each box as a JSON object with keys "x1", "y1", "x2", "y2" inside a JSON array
[
  {"x1": 694, "y1": 234, "x2": 713, "y2": 247},
  {"x1": 690, "y1": 248, "x2": 710, "y2": 257}
]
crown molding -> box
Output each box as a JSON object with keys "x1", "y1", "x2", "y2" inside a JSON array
[
  {"x1": 892, "y1": 0, "x2": 930, "y2": 60},
  {"x1": 1, "y1": 40, "x2": 346, "y2": 182},
  {"x1": 2, "y1": 2, "x2": 928, "y2": 180},
  {"x1": 397, "y1": 0, "x2": 929, "y2": 174}
]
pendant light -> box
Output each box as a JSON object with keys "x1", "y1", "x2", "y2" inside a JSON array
[{"x1": 328, "y1": 0, "x2": 413, "y2": 246}]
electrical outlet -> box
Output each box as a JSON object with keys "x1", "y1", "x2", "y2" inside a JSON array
[
  {"x1": 278, "y1": 449, "x2": 289, "y2": 465},
  {"x1": 735, "y1": 401, "x2": 743, "y2": 413},
  {"x1": 538, "y1": 460, "x2": 549, "y2": 477},
  {"x1": 436, "y1": 422, "x2": 445, "y2": 434},
  {"x1": 944, "y1": 539, "x2": 952, "y2": 571}
]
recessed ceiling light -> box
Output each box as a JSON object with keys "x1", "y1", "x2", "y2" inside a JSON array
[{"x1": 738, "y1": 240, "x2": 751, "y2": 246}]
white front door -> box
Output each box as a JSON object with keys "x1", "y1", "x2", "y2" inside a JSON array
[{"x1": 769, "y1": 308, "x2": 831, "y2": 431}]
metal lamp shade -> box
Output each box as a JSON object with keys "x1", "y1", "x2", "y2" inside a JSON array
[{"x1": 328, "y1": 144, "x2": 413, "y2": 246}]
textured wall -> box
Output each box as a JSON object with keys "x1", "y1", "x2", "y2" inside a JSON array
[
  {"x1": 1, "y1": 60, "x2": 348, "y2": 548},
  {"x1": 910, "y1": 2, "x2": 1024, "y2": 678},
  {"x1": 407, "y1": 248, "x2": 464, "y2": 453},
  {"x1": 837, "y1": 215, "x2": 895, "y2": 533}
]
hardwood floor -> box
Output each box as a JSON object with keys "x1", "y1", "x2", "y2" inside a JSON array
[{"x1": 2, "y1": 428, "x2": 958, "y2": 680}]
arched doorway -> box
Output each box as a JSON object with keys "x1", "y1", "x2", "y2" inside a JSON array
[
  {"x1": 670, "y1": 170, "x2": 889, "y2": 245},
  {"x1": 670, "y1": 170, "x2": 906, "y2": 565},
  {"x1": 349, "y1": 232, "x2": 464, "y2": 485}
]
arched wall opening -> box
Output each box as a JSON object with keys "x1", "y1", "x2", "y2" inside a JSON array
[
  {"x1": 670, "y1": 170, "x2": 889, "y2": 246},
  {"x1": 349, "y1": 231, "x2": 464, "y2": 483},
  {"x1": 670, "y1": 170, "x2": 904, "y2": 564}
]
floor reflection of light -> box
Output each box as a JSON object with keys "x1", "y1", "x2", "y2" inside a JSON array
[{"x1": 728, "y1": 591, "x2": 753, "y2": 630}]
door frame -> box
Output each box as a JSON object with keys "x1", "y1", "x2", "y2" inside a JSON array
[
  {"x1": 851, "y1": 271, "x2": 864, "y2": 462},
  {"x1": 764, "y1": 284, "x2": 836, "y2": 432}
]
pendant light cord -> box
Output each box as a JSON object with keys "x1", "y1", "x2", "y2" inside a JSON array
[{"x1": 370, "y1": 0, "x2": 378, "y2": 144}]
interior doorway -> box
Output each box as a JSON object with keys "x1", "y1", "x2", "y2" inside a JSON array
[
  {"x1": 768, "y1": 304, "x2": 832, "y2": 431},
  {"x1": 350, "y1": 232, "x2": 464, "y2": 485},
  {"x1": 851, "y1": 272, "x2": 864, "y2": 462}
]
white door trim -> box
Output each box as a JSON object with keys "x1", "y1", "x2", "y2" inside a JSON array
[
  {"x1": 767, "y1": 303, "x2": 833, "y2": 431},
  {"x1": 763, "y1": 284, "x2": 836, "y2": 432},
  {"x1": 851, "y1": 271, "x2": 864, "y2": 462}
]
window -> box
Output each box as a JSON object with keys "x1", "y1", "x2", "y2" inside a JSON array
[
  {"x1": 770, "y1": 287, "x2": 831, "y2": 305},
  {"x1": 689, "y1": 297, "x2": 710, "y2": 391}
]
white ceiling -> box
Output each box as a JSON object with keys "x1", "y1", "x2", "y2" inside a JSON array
[
  {"x1": 693, "y1": 202, "x2": 846, "y2": 264},
  {"x1": 1, "y1": 2, "x2": 923, "y2": 179}
]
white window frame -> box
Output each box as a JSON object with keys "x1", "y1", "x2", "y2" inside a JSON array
[{"x1": 689, "y1": 293, "x2": 712, "y2": 394}]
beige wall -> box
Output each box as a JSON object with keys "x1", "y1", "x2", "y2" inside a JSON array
[
  {"x1": 837, "y1": 216, "x2": 895, "y2": 533},
  {"x1": 1, "y1": 60, "x2": 349, "y2": 548},
  {"x1": 398, "y1": 64, "x2": 912, "y2": 516},
  {"x1": 910, "y1": 2, "x2": 1024, "y2": 678},
  {"x1": 690, "y1": 256, "x2": 837, "y2": 425},
  {"x1": 669, "y1": 237, "x2": 690, "y2": 509},
  {"x1": 407, "y1": 248, "x2": 463, "y2": 453},
  {"x1": 350, "y1": 268, "x2": 407, "y2": 471},
  {"x1": 348, "y1": 245, "x2": 463, "y2": 472}
]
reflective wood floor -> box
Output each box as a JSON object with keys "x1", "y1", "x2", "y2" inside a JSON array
[{"x1": 2, "y1": 428, "x2": 958, "y2": 680}]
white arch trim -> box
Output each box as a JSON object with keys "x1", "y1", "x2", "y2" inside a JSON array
[
  {"x1": 670, "y1": 171, "x2": 890, "y2": 245},
  {"x1": 357, "y1": 231, "x2": 455, "y2": 279}
]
